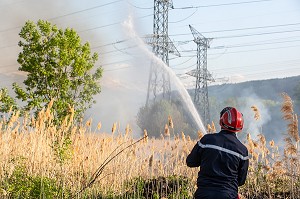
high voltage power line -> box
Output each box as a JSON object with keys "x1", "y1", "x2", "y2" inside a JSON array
[
  {"x1": 1, "y1": 40, "x2": 299, "y2": 69},
  {"x1": 177, "y1": 38, "x2": 300, "y2": 53},
  {"x1": 169, "y1": 22, "x2": 300, "y2": 36},
  {"x1": 2, "y1": 56, "x2": 300, "y2": 78},
  {"x1": 211, "y1": 38, "x2": 300, "y2": 49},
  {"x1": 0, "y1": 0, "x2": 299, "y2": 81},
  {"x1": 0, "y1": 0, "x2": 297, "y2": 38},
  {"x1": 1, "y1": 20, "x2": 300, "y2": 50},
  {"x1": 174, "y1": 59, "x2": 300, "y2": 74},
  {"x1": 0, "y1": 0, "x2": 280, "y2": 34},
  {"x1": 49, "y1": 0, "x2": 124, "y2": 21},
  {"x1": 0, "y1": 0, "x2": 125, "y2": 33},
  {"x1": 3, "y1": 45, "x2": 296, "y2": 72},
  {"x1": 214, "y1": 29, "x2": 300, "y2": 39}
]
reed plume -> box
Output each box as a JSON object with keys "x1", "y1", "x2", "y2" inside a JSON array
[
  {"x1": 197, "y1": 130, "x2": 204, "y2": 139},
  {"x1": 288, "y1": 114, "x2": 299, "y2": 142},
  {"x1": 149, "y1": 154, "x2": 153, "y2": 168},
  {"x1": 181, "y1": 131, "x2": 186, "y2": 142},
  {"x1": 284, "y1": 137, "x2": 297, "y2": 156},
  {"x1": 281, "y1": 93, "x2": 294, "y2": 121},
  {"x1": 164, "y1": 124, "x2": 170, "y2": 137},
  {"x1": 207, "y1": 124, "x2": 212, "y2": 133},
  {"x1": 281, "y1": 93, "x2": 299, "y2": 142},
  {"x1": 251, "y1": 105, "x2": 261, "y2": 120},
  {"x1": 85, "y1": 118, "x2": 92, "y2": 127},
  {"x1": 207, "y1": 121, "x2": 217, "y2": 133},
  {"x1": 97, "y1": 122, "x2": 102, "y2": 130},
  {"x1": 269, "y1": 140, "x2": 275, "y2": 147},
  {"x1": 125, "y1": 124, "x2": 131, "y2": 137},
  {"x1": 211, "y1": 121, "x2": 216, "y2": 133},
  {"x1": 168, "y1": 115, "x2": 174, "y2": 129},
  {"x1": 143, "y1": 129, "x2": 148, "y2": 143},
  {"x1": 112, "y1": 122, "x2": 117, "y2": 134}
]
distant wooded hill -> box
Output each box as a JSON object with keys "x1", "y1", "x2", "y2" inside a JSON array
[
  {"x1": 208, "y1": 75, "x2": 300, "y2": 102},
  {"x1": 188, "y1": 75, "x2": 300, "y2": 146}
]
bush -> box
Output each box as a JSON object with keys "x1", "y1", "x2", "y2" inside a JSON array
[{"x1": 1, "y1": 164, "x2": 60, "y2": 199}]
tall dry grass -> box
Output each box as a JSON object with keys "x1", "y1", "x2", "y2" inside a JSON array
[
  {"x1": 0, "y1": 101, "x2": 198, "y2": 198},
  {"x1": 0, "y1": 93, "x2": 299, "y2": 198},
  {"x1": 240, "y1": 94, "x2": 300, "y2": 198}
]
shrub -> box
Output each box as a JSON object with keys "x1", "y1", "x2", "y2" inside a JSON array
[{"x1": 1, "y1": 164, "x2": 60, "y2": 199}]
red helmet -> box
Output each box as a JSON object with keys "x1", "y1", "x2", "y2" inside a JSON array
[{"x1": 219, "y1": 107, "x2": 244, "y2": 132}]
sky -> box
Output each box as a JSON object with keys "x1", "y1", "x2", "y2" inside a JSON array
[{"x1": 0, "y1": 0, "x2": 300, "y2": 133}]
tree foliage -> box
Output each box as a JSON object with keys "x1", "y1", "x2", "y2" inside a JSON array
[
  {"x1": 0, "y1": 88, "x2": 18, "y2": 113},
  {"x1": 137, "y1": 100, "x2": 195, "y2": 138},
  {"x1": 1, "y1": 20, "x2": 103, "y2": 122}
]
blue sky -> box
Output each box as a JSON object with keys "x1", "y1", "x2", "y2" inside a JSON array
[{"x1": 0, "y1": 0, "x2": 299, "y2": 132}]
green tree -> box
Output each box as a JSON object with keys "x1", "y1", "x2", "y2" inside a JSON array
[
  {"x1": 137, "y1": 100, "x2": 195, "y2": 138},
  {"x1": 0, "y1": 88, "x2": 18, "y2": 113},
  {"x1": 2, "y1": 20, "x2": 103, "y2": 122}
]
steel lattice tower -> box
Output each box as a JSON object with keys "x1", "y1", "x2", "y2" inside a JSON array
[
  {"x1": 146, "y1": 0, "x2": 180, "y2": 106},
  {"x1": 187, "y1": 25, "x2": 213, "y2": 126}
]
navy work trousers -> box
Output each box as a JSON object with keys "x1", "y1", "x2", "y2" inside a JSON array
[{"x1": 194, "y1": 188, "x2": 238, "y2": 199}]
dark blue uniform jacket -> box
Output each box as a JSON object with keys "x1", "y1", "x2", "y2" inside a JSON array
[{"x1": 186, "y1": 130, "x2": 249, "y2": 199}]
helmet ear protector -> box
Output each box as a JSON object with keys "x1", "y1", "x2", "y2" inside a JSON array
[{"x1": 219, "y1": 107, "x2": 244, "y2": 132}]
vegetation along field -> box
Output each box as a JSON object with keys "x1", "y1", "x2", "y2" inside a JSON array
[{"x1": 0, "y1": 93, "x2": 298, "y2": 199}]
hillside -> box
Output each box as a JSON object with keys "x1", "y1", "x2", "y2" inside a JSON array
[
  {"x1": 188, "y1": 75, "x2": 300, "y2": 146},
  {"x1": 208, "y1": 75, "x2": 300, "y2": 101}
]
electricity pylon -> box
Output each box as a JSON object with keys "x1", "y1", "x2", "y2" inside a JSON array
[
  {"x1": 186, "y1": 25, "x2": 213, "y2": 126},
  {"x1": 145, "y1": 0, "x2": 180, "y2": 106}
]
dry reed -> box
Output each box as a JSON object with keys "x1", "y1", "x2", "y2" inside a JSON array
[
  {"x1": 251, "y1": 105, "x2": 261, "y2": 121},
  {"x1": 0, "y1": 94, "x2": 300, "y2": 198}
]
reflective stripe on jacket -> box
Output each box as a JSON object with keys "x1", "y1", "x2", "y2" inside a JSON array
[{"x1": 186, "y1": 130, "x2": 249, "y2": 198}]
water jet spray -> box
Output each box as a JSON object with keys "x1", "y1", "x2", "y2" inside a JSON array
[{"x1": 122, "y1": 16, "x2": 207, "y2": 135}]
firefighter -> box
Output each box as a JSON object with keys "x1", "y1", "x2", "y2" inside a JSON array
[{"x1": 186, "y1": 107, "x2": 249, "y2": 199}]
